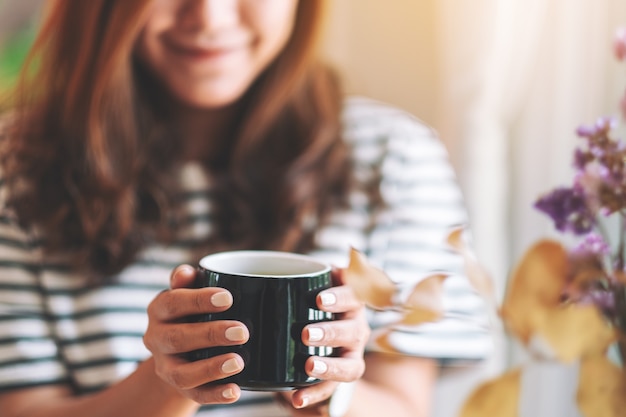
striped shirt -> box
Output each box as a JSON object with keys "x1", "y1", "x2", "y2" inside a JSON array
[{"x1": 0, "y1": 97, "x2": 492, "y2": 416}]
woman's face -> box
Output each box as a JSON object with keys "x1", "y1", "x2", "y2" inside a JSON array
[{"x1": 135, "y1": 0, "x2": 299, "y2": 108}]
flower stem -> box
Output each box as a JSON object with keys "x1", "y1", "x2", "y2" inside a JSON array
[{"x1": 618, "y1": 213, "x2": 626, "y2": 271}]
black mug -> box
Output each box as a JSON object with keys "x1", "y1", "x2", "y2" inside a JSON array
[{"x1": 189, "y1": 250, "x2": 334, "y2": 391}]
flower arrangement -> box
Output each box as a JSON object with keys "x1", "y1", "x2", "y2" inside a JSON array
[
  {"x1": 342, "y1": 28, "x2": 626, "y2": 417},
  {"x1": 533, "y1": 29, "x2": 626, "y2": 364},
  {"x1": 456, "y1": 28, "x2": 626, "y2": 417}
]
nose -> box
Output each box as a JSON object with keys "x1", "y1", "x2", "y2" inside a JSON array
[{"x1": 179, "y1": 0, "x2": 239, "y2": 33}]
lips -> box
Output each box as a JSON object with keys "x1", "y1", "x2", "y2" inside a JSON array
[
  {"x1": 164, "y1": 37, "x2": 249, "y2": 62},
  {"x1": 169, "y1": 43, "x2": 234, "y2": 59}
]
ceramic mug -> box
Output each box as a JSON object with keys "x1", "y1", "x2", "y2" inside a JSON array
[{"x1": 188, "y1": 250, "x2": 334, "y2": 391}]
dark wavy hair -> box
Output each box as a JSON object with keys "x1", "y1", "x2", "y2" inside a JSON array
[{"x1": 0, "y1": 0, "x2": 351, "y2": 278}]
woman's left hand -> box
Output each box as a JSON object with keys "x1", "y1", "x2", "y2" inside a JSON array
[{"x1": 279, "y1": 268, "x2": 370, "y2": 413}]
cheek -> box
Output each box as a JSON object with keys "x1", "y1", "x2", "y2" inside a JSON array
[{"x1": 247, "y1": 1, "x2": 299, "y2": 60}]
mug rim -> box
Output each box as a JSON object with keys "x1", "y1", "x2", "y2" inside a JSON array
[{"x1": 198, "y1": 250, "x2": 331, "y2": 278}]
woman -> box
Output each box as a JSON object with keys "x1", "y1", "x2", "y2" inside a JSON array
[{"x1": 0, "y1": 1, "x2": 491, "y2": 416}]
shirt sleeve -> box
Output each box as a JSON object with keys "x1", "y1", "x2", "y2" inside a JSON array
[
  {"x1": 0, "y1": 184, "x2": 69, "y2": 391},
  {"x1": 343, "y1": 97, "x2": 493, "y2": 364}
]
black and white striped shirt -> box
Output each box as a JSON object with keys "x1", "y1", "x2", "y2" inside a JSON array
[{"x1": 0, "y1": 97, "x2": 491, "y2": 416}]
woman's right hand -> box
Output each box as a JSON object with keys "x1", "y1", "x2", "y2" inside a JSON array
[{"x1": 143, "y1": 265, "x2": 249, "y2": 404}]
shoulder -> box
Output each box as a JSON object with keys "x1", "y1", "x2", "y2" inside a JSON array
[
  {"x1": 340, "y1": 96, "x2": 452, "y2": 168},
  {"x1": 341, "y1": 96, "x2": 447, "y2": 156},
  {"x1": 341, "y1": 96, "x2": 437, "y2": 140}
]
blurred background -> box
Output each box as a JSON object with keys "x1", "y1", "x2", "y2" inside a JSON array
[{"x1": 2, "y1": 0, "x2": 625, "y2": 416}]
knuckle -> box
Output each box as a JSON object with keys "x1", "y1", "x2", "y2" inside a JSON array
[
  {"x1": 146, "y1": 296, "x2": 160, "y2": 318},
  {"x1": 356, "y1": 325, "x2": 370, "y2": 346},
  {"x1": 162, "y1": 293, "x2": 180, "y2": 317},
  {"x1": 193, "y1": 291, "x2": 204, "y2": 313},
  {"x1": 167, "y1": 366, "x2": 187, "y2": 389},
  {"x1": 142, "y1": 332, "x2": 154, "y2": 352},
  {"x1": 205, "y1": 322, "x2": 226, "y2": 345},
  {"x1": 163, "y1": 327, "x2": 184, "y2": 352},
  {"x1": 324, "y1": 324, "x2": 337, "y2": 341}
]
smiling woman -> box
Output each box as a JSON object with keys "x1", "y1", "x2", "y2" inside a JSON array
[
  {"x1": 0, "y1": 1, "x2": 492, "y2": 417},
  {"x1": 135, "y1": 0, "x2": 298, "y2": 108}
]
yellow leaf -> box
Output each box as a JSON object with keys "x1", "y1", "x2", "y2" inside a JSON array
[
  {"x1": 577, "y1": 355, "x2": 626, "y2": 417},
  {"x1": 373, "y1": 331, "x2": 403, "y2": 355},
  {"x1": 506, "y1": 239, "x2": 569, "y2": 306},
  {"x1": 400, "y1": 274, "x2": 448, "y2": 325},
  {"x1": 568, "y1": 254, "x2": 606, "y2": 287},
  {"x1": 400, "y1": 308, "x2": 441, "y2": 326},
  {"x1": 534, "y1": 305, "x2": 616, "y2": 362},
  {"x1": 501, "y1": 239, "x2": 569, "y2": 343},
  {"x1": 446, "y1": 226, "x2": 496, "y2": 302},
  {"x1": 342, "y1": 248, "x2": 395, "y2": 310},
  {"x1": 459, "y1": 368, "x2": 522, "y2": 417},
  {"x1": 614, "y1": 270, "x2": 626, "y2": 285}
]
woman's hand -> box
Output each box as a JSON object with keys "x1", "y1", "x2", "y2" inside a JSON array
[
  {"x1": 143, "y1": 265, "x2": 250, "y2": 404},
  {"x1": 281, "y1": 268, "x2": 370, "y2": 414}
]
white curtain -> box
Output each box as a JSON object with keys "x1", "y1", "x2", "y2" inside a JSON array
[
  {"x1": 437, "y1": 0, "x2": 626, "y2": 300},
  {"x1": 436, "y1": 0, "x2": 626, "y2": 415},
  {"x1": 441, "y1": 0, "x2": 626, "y2": 291}
]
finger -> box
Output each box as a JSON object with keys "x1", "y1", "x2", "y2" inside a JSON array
[
  {"x1": 191, "y1": 382, "x2": 241, "y2": 405},
  {"x1": 148, "y1": 287, "x2": 233, "y2": 321},
  {"x1": 154, "y1": 353, "x2": 245, "y2": 392},
  {"x1": 290, "y1": 380, "x2": 338, "y2": 409},
  {"x1": 148, "y1": 321, "x2": 249, "y2": 354},
  {"x1": 306, "y1": 356, "x2": 365, "y2": 382},
  {"x1": 316, "y1": 285, "x2": 363, "y2": 314},
  {"x1": 170, "y1": 264, "x2": 197, "y2": 289},
  {"x1": 303, "y1": 318, "x2": 369, "y2": 349}
]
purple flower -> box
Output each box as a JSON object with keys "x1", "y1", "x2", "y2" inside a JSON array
[
  {"x1": 578, "y1": 287, "x2": 617, "y2": 317},
  {"x1": 573, "y1": 149, "x2": 592, "y2": 170},
  {"x1": 534, "y1": 187, "x2": 595, "y2": 234},
  {"x1": 574, "y1": 233, "x2": 611, "y2": 256}
]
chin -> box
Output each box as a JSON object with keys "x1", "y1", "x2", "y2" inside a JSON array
[
  {"x1": 184, "y1": 96, "x2": 239, "y2": 109},
  {"x1": 174, "y1": 83, "x2": 249, "y2": 109}
]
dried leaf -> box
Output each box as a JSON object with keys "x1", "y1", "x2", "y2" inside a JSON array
[
  {"x1": 568, "y1": 254, "x2": 606, "y2": 288},
  {"x1": 614, "y1": 270, "x2": 626, "y2": 284},
  {"x1": 506, "y1": 239, "x2": 569, "y2": 306},
  {"x1": 501, "y1": 239, "x2": 569, "y2": 343},
  {"x1": 533, "y1": 305, "x2": 616, "y2": 362},
  {"x1": 446, "y1": 226, "x2": 496, "y2": 301},
  {"x1": 400, "y1": 308, "x2": 441, "y2": 326},
  {"x1": 459, "y1": 368, "x2": 522, "y2": 417},
  {"x1": 400, "y1": 274, "x2": 448, "y2": 325},
  {"x1": 577, "y1": 355, "x2": 626, "y2": 417},
  {"x1": 373, "y1": 331, "x2": 403, "y2": 355},
  {"x1": 342, "y1": 247, "x2": 395, "y2": 309}
]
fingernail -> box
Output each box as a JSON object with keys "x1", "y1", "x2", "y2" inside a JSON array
[
  {"x1": 320, "y1": 292, "x2": 336, "y2": 306},
  {"x1": 211, "y1": 292, "x2": 232, "y2": 308},
  {"x1": 308, "y1": 327, "x2": 324, "y2": 342},
  {"x1": 221, "y1": 358, "x2": 242, "y2": 373},
  {"x1": 222, "y1": 387, "x2": 237, "y2": 399},
  {"x1": 312, "y1": 359, "x2": 328, "y2": 375},
  {"x1": 225, "y1": 326, "x2": 246, "y2": 342}
]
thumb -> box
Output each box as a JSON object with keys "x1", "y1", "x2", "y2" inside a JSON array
[{"x1": 170, "y1": 264, "x2": 197, "y2": 289}]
